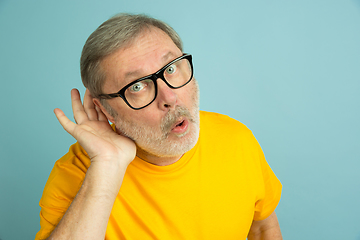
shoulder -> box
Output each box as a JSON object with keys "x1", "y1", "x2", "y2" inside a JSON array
[
  {"x1": 49, "y1": 142, "x2": 90, "y2": 180},
  {"x1": 42, "y1": 142, "x2": 90, "y2": 200},
  {"x1": 199, "y1": 110, "x2": 253, "y2": 138},
  {"x1": 198, "y1": 111, "x2": 262, "y2": 157},
  {"x1": 58, "y1": 142, "x2": 91, "y2": 170}
]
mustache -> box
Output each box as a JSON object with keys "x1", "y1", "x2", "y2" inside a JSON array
[{"x1": 161, "y1": 106, "x2": 193, "y2": 133}]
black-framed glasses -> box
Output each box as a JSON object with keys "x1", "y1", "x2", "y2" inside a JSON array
[{"x1": 99, "y1": 54, "x2": 194, "y2": 110}]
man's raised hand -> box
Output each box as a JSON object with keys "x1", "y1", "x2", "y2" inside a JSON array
[{"x1": 54, "y1": 89, "x2": 136, "y2": 166}]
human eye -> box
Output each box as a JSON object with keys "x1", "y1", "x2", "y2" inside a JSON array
[
  {"x1": 165, "y1": 64, "x2": 177, "y2": 75},
  {"x1": 129, "y1": 81, "x2": 148, "y2": 93}
]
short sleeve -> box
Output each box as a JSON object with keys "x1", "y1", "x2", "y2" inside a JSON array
[
  {"x1": 35, "y1": 142, "x2": 90, "y2": 240},
  {"x1": 252, "y1": 136, "x2": 282, "y2": 221}
]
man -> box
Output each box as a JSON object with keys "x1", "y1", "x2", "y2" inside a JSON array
[{"x1": 36, "y1": 13, "x2": 282, "y2": 240}]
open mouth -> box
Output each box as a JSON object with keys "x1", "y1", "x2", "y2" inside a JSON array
[
  {"x1": 171, "y1": 118, "x2": 189, "y2": 134},
  {"x1": 172, "y1": 119, "x2": 185, "y2": 129},
  {"x1": 176, "y1": 120, "x2": 185, "y2": 127}
]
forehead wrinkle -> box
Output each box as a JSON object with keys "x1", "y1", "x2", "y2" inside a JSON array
[
  {"x1": 122, "y1": 51, "x2": 179, "y2": 81},
  {"x1": 102, "y1": 27, "x2": 182, "y2": 93},
  {"x1": 161, "y1": 51, "x2": 177, "y2": 63}
]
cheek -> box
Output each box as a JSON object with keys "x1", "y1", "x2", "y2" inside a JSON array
[
  {"x1": 132, "y1": 108, "x2": 162, "y2": 127},
  {"x1": 183, "y1": 83, "x2": 199, "y2": 105},
  {"x1": 110, "y1": 98, "x2": 158, "y2": 124}
]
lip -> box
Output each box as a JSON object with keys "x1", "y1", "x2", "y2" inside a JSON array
[{"x1": 171, "y1": 118, "x2": 189, "y2": 135}]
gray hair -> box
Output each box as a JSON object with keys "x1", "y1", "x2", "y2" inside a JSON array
[{"x1": 80, "y1": 13, "x2": 183, "y2": 102}]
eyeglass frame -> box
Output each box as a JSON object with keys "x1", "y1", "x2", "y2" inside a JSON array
[{"x1": 98, "y1": 53, "x2": 194, "y2": 110}]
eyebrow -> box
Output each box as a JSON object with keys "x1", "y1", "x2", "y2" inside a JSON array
[{"x1": 123, "y1": 52, "x2": 177, "y2": 82}]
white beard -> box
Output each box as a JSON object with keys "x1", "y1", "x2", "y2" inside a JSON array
[{"x1": 113, "y1": 81, "x2": 200, "y2": 158}]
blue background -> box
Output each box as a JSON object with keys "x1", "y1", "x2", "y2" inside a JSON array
[{"x1": 0, "y1": 0, "x2": 359, "y2": 239}]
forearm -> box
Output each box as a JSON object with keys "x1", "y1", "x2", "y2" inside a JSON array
[
  {"x1": 247, "y1": 212, "x2": 282, "y2": 240},
  {"x1": 247, "y1": 230, "x2": 283, "y2": 240},
  {"x1": 47, "y1": 161, "x2": 128, "y2": 240}
]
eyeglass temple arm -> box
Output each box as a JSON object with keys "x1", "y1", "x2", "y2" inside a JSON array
[{"x1": 98, "y1": 93, "x2": 120, "y2": 99}]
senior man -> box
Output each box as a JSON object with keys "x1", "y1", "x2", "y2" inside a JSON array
[{"x1": 36, "y1": 13, "x2": 282, "y2": 240}]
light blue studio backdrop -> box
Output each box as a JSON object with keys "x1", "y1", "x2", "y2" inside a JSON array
[{"x1": 0, "y1": 0, "x2": 359, "y2": 239}]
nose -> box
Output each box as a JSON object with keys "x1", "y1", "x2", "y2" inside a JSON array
[{"x1": 156, "y1": 79, "x2": 177, "y2": 111}]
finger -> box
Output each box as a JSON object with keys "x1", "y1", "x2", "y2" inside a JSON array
[
  {"x1": 83, "y1": 89, "x2": 99, "y2": 121},
  {"x1": 71, "y1": 89, "x2": 88, "y2": 124},
  {"x1": 54, "y1": 108, "x2": 77, "y2": 136}
]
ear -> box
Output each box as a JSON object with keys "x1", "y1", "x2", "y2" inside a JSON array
[{"x1": 93, "y1": 98, "x2": 116, "y2": 124}]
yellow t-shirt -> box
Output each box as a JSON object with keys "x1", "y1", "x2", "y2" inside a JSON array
[{"x1": 35, "y1": 111, "x2": 282, "y2": 240}]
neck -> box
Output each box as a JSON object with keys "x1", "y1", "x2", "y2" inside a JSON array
[{"x1": 135, "y1": 147, "x2": 183, "y2": 166}]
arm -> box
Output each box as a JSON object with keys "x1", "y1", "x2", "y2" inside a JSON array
[
  {"x1": 47, "y1": 89, "x2": 136, "y2": 240},
  {"x1": 247, "y1": 212, "x2": 282, "y2": 240}
]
